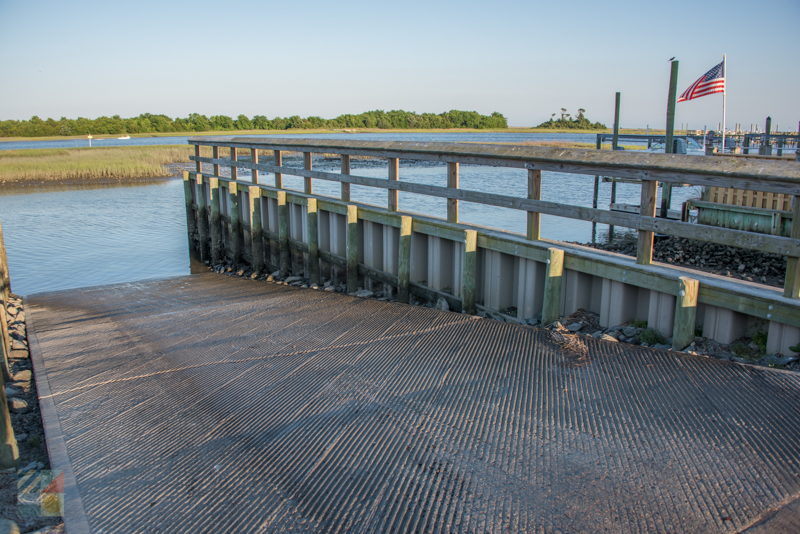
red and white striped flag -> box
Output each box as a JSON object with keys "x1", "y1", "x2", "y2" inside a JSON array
[{"x1": 677, "y1": 61, "x2": 725, "y2": 102}]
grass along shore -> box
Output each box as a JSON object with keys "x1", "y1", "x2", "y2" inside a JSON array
[
  {"x1": 0, "y1": 126, "x2": 681, "y2": 143},
  {"x1": 0, "y1": 145, "x2": 193, "y2": 185}
]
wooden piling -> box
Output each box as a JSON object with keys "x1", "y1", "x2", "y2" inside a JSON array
[
  {"x1": 665, "y1": 60, "x2": 679, "y2": 154},
  {"x1": 541, "y1": 248, "x2": 564, "y2": 325},
  {"x1": 0, "y1": 223, "x2": 10, "y2": 300},
  {"x1": 784, "y1": 195, "x2": 800, "y2": 298},
  {"x1": 307, "y1": 198, "x2": 320, "y2": 285},
  {"x1": 672, "y1": 277, "x2": 699, "y2": 349},
  {"x1": 227, "y1": 183, "x2": 242, "y2": 264},
  {"x1": 462, "y1": 230, "x2": 477, "y2": 314},
  {"x1": 182, "y1": 172, "x2": 197, "y2": 256},
  {"x1": 346, "y1": 205, "x2": 359, "y2": 293},
  {"x1": 194, "y1": 144, "x2": 202, "y2": 173},
  {"x1": 397, "y1": 216, "x2": 412, "y2": 303},
  {"x1": 274, "y1": 150, "x2": 283, "y2": 188},
  {"x1": 388, "y1": 158, "x2": 399, "y2": 211},
  {"x1": 527, "y1": 169, "x2": 542, "y2": 241},
  {"x1": 251, "y1": 148, "x2": 259, "y2": 183},
  {"x1": 341, "y1": 154, "x2": 351, "y2": 202},
  {"x1": 194, "y1": 174, "x2": 210, "y2": 262},
  {"x1": 447, "y1": 162, "x2": 459, "y2": 223},
  {"x1": 636, "y1": 180, "x2": 658, "y2": 265},
  {"x1": 277, "y1": 191, "x2": 290, "y2": 276},
  {"x1": 304, "y1": 152, "x2": 313, "y2": 194},
  {"x1": 212, "y1": 146, "x2": 220, "y2": 177},
  {"x1": 248, "y1": 186, "x2": 264, "y2": 273},
  {"x1": 209, "y1": 178, "x2": 223, "y2": 264},
  {"x1": 230, "y1": 147, "x2": 238, "y2": 180}
]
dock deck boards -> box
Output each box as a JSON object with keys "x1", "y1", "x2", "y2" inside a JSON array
[{"x1": 26, "y1": 272, "x2": 800, "y2": 533}]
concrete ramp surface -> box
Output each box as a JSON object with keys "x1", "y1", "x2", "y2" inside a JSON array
[{"x1": 25, "y1": 273, "x2": 800, "y2": 532}]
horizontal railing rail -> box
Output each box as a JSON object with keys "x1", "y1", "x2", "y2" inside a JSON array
[{"x1": 188, "y1": 137, "x2": 800, "y2": 298}]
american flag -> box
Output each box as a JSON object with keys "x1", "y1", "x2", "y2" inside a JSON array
[{"x1": 677, "y1": 61, "x2": 725, "y2": 102}]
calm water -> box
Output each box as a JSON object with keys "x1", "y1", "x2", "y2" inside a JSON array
[{"x1": 0, "y1": 132, "x2": 700, "y2": 296}]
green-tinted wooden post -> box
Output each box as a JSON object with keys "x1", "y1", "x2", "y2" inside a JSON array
[
  {"x1": 228, "y1": 182, "x2": 242, "y2": 264},
  {"x1": 462, "y1": 230, "x2": 477, "y2": 314},
  {"x1": 665, "y1": 59, "x2": 679, "y2": 155},
  {"x1": 783, "y1": 195, "x2": 800, "y2": 298},
  {"x1": 251, "y1": 148, "x2": 259, "y2": 183},
  {"x1": 0, "y1": 384, "x2": 18, "y2": 468},
  {"x1": 612, "y1": 91, "x2": 621, "y2": 150},
  {"x1": 341, "y1": 155, "x2": 351, "y2": 202},
  {"x1": 636, "y1": 180, "x2": 658, "y2": 265},
  {"x1": 527, "y1": 169, "x2": 542, "y2": 240},
  {"x1": 388, "y1": 158, "x2": 399, "y2": 211},
  {"x1": 194, "y1": 144, "x2": 201, "y2": 173},
  {"x1": 230, "y1": 147, "x2": 238, "y2": 180},
  {"x1": 212, "y1": 146, "x2": 220, "y2": 177},
  {"x1": 303, "y1": 152, "x2": 313, "y2": 194},
  {"x1": 306, "y1": 198, "x2": 320, "y2": 285},
  {"x1": 592, "y1": 136, "x2": 601, "y2": 243},
  {"x1": 760, "y1": 116, "x2": 772, "y2": 155},
  {"x1": 274, "y1": 150, "x2": 283, "y2": 188},
  {"x1": 194, "y1": 175, "x2": 210, "y2": 261},
  {"x1": 447, "y1": 162, "x2": 459, "y2": 223},
  {"x1": 541, "y1": 248, "x2": 564, "y2": 325},
  {"x1": 672, "y1": 277, "x2": 699, "y2": 349},
  {"x1": 277, "y1": 191, "x2": 290, "y2": 276},
  {"x1": 397, "y1": 216, "x2": 412, "y2": 303},
  {"x1": 209, "y1": 177, "x2": 223, "y2": 263},
  {"x1": 0, "y1": 223, "x2": 10, "y2": 300},
  {"x1": 346, "y1": 205, "x2": 359, "y2": 293},
  {"x1": 248, "y1": 186, "x2": 264, "y2": 273},
  {"x1": 182, "y1": 172, "x2": 197, "y2": 257}
]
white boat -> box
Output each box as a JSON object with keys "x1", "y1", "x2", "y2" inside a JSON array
[{"x1": 117, "y1": 135, "x2": 131, "y2": 140}]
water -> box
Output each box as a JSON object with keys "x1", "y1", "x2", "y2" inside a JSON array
[{"x1": 0, "y1": 132, "x2": 701, "y2": 296}]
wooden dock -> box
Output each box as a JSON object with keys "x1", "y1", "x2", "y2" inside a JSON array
[{"x1": 26, "y1": 272, "x2": 800, "y2": 533}]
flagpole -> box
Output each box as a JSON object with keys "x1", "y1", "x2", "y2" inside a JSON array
[{"x1": 721, "y1": 54, "x2": 727, "y2": 153}]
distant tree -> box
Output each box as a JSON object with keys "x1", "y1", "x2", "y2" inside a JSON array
[{"x1": 536, "y1": 108, "x2": 606, "y2": 130}]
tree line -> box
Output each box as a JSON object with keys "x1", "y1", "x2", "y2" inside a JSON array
[
  {"x1": 536, "y1": 108, "x2": 606, "y2": 129},
  {"x1": 0, "y1": 110, "x2": 508, "y2": 137}
]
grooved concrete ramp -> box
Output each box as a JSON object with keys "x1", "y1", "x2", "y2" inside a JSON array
[{"x1": 26, "y1": 273, "x2": 800, "y2": 533}]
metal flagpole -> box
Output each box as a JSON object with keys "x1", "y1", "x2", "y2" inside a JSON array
[{"x1": 721, "y1": 54, "x2": 727, "y2": 153}]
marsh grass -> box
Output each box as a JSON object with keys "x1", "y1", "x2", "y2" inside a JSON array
[{"x1": 0, "y1": 145, "x2": 193, "y2": 184}]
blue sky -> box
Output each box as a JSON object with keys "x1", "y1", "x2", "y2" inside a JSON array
[{"x1": 1, "y1": 0, "x2": 798, "y2": 129}]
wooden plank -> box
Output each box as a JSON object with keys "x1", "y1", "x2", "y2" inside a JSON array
[
  {"x1": 447, "y1": 162, "x2": 459, "y2": 223},
  {"x1": 636, "y1": 180, "x2": 658, "y2": 265},
  {"x1": 277, "y1": 191, "x2": 290, "y2": 275},
  {"x1": 0, "y1": 223, "x2": 11, "y2": 299},
  {"x1": 303, "y1": 152, "x2": 313, "y2": 194},
  {"x1": 541, "y1": 248, "x2": 565, "y2": 325},
  {"x1": 672, "y1": 277, "x2": 699, "y2": 349},
  {"x1": 209, "y1": 177, "x2": 223, "y2": 264},
  {"x1": 248, "y1": 186, "x2": 264, "y2": 273},
  {"x1": 388, "y1": 157, "x2": 399, "y2": 211},
  {"x1": 230, "y1": 147, "x2": 238, "y2": 180},
  {"x1": 346, "y1": 205, "x2": 359, "y2": 293},
  {"x1": 274, "y1": 150, "x2": 283, "y2": 188},
  {"x1": 212, "y1": 146, "x2": 220, "y2": 177},
  {"x1": 307, "y1": 198, "x2": 320, "y2": 285},
  {"x1": 251, "y1": 148, "x2": 259, "y2": 183},
  {"x1": 527, "y1": 169, "x2": 542, "y2": 241},
  {"x1": 462, "y1": 230, "x2": 477, "y2": 314},
  {"x1": 397, "y1": 216, "x2": 412, "y2": 303},
  {"x1": 477, "y1": 234, "x2": 549, "y2": 263},
  {"x1": 784, "y1": 195, "x2": 800, "y2": 298},
  {"x1": 194, "y1": 144, "x2": 201, "y2": 173},
  {"x1": 341, "y1": 154, "x2": 351, "y2": 202}
]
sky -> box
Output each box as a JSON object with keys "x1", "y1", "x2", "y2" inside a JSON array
[{"x1": 0, "y1": 0, "x2": 798, "y2": 130}]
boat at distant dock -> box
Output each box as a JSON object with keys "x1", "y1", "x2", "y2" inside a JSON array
[{"x1": 117, "y1": 135, "x2": 131, "y2": 140}]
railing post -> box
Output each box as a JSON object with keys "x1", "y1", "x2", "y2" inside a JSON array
[
  {"x1": 388, "y1": 158, "x2": 399, "y2": 211},
  {"x1": 277, "y1": 191, "x2": 290, "y2": 276},
  {"x1": 341, "y1": 155, "x2": 351, "y2": 202},
  {"x1": 209, "y1": 177, "x2": 223, "y2": 263},
  {"x1": 227, "y1": 182, "x2": 241, "y2": 264},
  {"x1": 194, "y1": 144, "x2": 201, "y2": 173},
  {"x1": 397, "y1": 216, "x2": 412, "y2": 303},
  {"x1": 672, "y1": 276, "x2": 699, "y2": 349},
  {"x1": 636, "y1": 180, "x2": 658, "y2": 265},
  {"x1": 447, "y1": 162, "x2": 459, "y2": 223},
  {"x1": 212, "y1": 146, "x2": 220, "y2": 177},
  {"x1": 248, "y1": 186, "x2": 264, "y2": 274},
  {"x1": 784, "y1": 195, "x2": 800, "y2": 298},
  {"x1": 230, "y1": 147, "x2": 238, "y2": 180},
  {"x1": 462, "y1": 230, "x2": 477, "y2": 314},
  {"x1": 0, "y1": 223, "x2": 10, "y2": 300},
  {"x1": 303, "y1": 152, "x2": 313, "y2": 194},
  {"x1": 274, "y1": 150, "x2": 283, "y2": 188},
  {"x1": 527, "y1": 169, "x2": 542, "y2": 240},
  {"x1": 541, "y1": 248, "x2": 564, "y2": 325},
  {"x1": 346, "y1": 205, "x2": 359, "y2": 293},
  {"x1": 306, "y1": 198, "x2": 320, "y2": 285},
  {"x1": 251, "y1": 148, "x2": 259, "y2": 183}
]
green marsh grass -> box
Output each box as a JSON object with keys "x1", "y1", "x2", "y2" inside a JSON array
[{"x1": 0, "y1": 145, "x2": 193, "y2": 184}]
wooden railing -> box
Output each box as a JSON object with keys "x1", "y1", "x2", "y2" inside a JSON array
[{"x1": 189, "y1": 137, "x2": 800, "y2": 298}]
